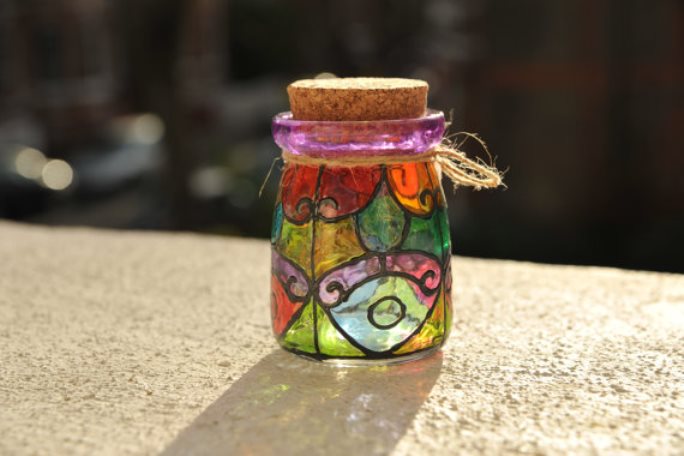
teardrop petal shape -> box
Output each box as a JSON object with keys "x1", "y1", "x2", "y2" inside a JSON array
[
  {"x1": 387, "y1": 162, "x2": 438, "y2": 216},
  {"x1": 280, "y1": 164, "x2": 319, "y2": 223},
  {"x1": 317, "y1": 166, "x2": 383, "y2": 220},
  {"x1": 357, "y1": 184, "x2": 406, "y2": 252}
]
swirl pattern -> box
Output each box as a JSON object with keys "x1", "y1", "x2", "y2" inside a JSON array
[{"x1": 271, "y1": 162, "x2": 452, "y2": 360}]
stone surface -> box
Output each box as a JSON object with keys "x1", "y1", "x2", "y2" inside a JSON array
[{"x1": 0, "y1": 221, "x2": 682, "y2": 455}]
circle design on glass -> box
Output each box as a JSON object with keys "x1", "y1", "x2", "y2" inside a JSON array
[
  {"x1": 315, "y1": 252, "x2": 442, "y2": 353},
  {"x1": 328, "y1": 276, "x2": 430, "y2": 353},
  {"x1": 367, "y1": 297, "x2": 406, "y2": 330}
]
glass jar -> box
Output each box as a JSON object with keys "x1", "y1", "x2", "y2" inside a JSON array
[{"x1": 270, "y1": 110, "x2": 452, "y2": 364}]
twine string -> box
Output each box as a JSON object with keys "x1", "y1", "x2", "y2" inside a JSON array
[
  {"x1": 432, "y1": 132, "x2": 504, "y2": 190},
  {"x1": 259, "y1": 132, "x2": 504, "y2": 197},
  {"x1": 258, "y1": 156, "x2": 283, "y2": 198}
]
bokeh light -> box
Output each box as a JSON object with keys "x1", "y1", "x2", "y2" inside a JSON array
[
  {"x1": 131, "y1": 114, "x2": 165, "y2": 145},
  {"x1": 14, "y1": 147, "x2": 47, "y2": 179},
  {"x1": 41, "y1": 160, "x2": 74, "y2": 191}
]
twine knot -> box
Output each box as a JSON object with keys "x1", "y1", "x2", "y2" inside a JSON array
[{"x1": 431, "y1": 132, "x2": 504, "y2": 191}]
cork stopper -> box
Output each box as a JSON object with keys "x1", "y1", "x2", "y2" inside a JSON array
[{"x1": 287, "y1": 77, "x2": 428, "y2": 121}]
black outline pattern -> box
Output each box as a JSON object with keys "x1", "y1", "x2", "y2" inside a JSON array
[
  {"x1": 271, "y1": 161, "x2": 453, "y2": 360},
  {"x1": 367, "y1": 297, "x2": 406, "y2": 330}
]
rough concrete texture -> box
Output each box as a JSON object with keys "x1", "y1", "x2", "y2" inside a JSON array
[{"x1": 0, "y1": 221, "x2": 682, "y2": 455}]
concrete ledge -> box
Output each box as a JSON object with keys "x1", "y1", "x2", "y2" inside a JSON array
[{"x1": 0, "y1": 222, "x2": 682, "y2": 454}]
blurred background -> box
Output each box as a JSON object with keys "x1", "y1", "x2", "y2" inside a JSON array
[{"x1": 0, "y1": 0, "x2": 682, "y2": 272}]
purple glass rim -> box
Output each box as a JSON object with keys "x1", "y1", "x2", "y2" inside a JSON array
[{"x1": 272, "y1": 109, "x2": 445, "y2": 158}]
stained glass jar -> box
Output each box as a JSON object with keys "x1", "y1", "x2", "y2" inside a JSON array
[{"x1": 270, "y1": 110, "x2": 452, "y2": 364}]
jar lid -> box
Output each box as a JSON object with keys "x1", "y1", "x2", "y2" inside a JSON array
[{"x1": 287, "y1": 77, "x2": 428, "y2": 121}]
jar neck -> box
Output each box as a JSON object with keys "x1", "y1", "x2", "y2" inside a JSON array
[{"x1": 272, "y1": 110, "x2": 445, "y2": 159}]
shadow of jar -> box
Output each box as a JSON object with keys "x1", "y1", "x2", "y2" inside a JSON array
[{"x1": 162, "y1": 349, "x2": 443, "y2": 456}]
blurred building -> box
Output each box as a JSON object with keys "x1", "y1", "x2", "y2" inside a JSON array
[
  {"x1": 0, "y1": 0, "x2": 682, "y2": 271},
  {"x1": 459, "y1": 1, "x2": 684, "y2": 271},
  {"x1": 0, "y1": 0, "x2": 117, "y2": 150}
]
